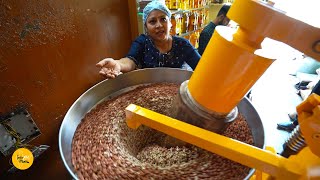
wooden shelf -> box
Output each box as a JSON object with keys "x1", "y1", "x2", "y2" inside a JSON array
[
  {"x1": 170, "y1": 5, "x2": 211, "y2": 14},
  {"x1": 179, "y1": 26, "x2": 205, "y2": 37},
  {"x1": 139, "y1": 3, "x2": 223, "y2": 15}
]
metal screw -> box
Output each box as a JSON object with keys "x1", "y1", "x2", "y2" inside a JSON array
[{"x1": 313, "y1": 40, "x2": 320, "y2": 53}]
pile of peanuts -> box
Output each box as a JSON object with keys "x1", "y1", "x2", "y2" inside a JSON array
[
  {"x1": 136, "y1": 144, "x2": 200, "y2": 167},
  {"x1": 72, "y1": 83, "x2": 254, "y2": 180}
]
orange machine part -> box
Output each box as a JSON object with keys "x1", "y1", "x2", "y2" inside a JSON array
[
  {"x1": 227, "y1": 0, "x2": 320, "y2": 61},
  {"x1": 188, "y1": 26, "x2": 274, "y2": 114},
  {"x1": 0, "y1": 0, "x2": 138, "y2": 179}
]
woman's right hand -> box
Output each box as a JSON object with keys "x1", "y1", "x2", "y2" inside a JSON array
[{"x1": 96, "y1": 58, "x2": 122, "y2": 79}]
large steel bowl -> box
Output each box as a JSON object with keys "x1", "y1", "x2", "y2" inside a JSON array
[{"x1": 59, "y1": 68, "x2": 265, "y2": 179}]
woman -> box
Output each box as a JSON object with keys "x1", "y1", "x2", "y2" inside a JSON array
[{"x1": 96, "y1": 1, "x2": 201, "y2": 79}]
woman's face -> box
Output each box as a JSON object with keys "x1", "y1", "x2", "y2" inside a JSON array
[{"x1": 145, "y1": 10, "x2": 172, "y2": 41}]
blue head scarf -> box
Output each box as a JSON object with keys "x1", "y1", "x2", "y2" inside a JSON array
[{"x1": 143, "y1": 1, "x2": 171, "y2": 25}]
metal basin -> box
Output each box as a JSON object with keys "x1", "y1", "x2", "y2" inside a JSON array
[{"x1": 59, "y1": 68, "x2": 265, "y2": 179}]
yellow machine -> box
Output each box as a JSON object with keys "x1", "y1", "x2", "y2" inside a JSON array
[{"x1": 126, "y1": 0, "x2": 320, "y2": 179}]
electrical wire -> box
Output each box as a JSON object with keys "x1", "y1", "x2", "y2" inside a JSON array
[{"x1": 0, "y1": 120, "x2": 35, "y2": 151}]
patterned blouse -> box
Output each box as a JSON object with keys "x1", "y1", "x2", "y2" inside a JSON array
[{"x1": 126, "y1": 34, "x2": 201, "y2": 70}]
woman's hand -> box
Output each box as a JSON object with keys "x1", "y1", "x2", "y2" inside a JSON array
[{"x1": 96, "y1": 58, "x2": 122, "y2": 79}]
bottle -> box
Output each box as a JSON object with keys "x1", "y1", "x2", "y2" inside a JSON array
[
  {"x1": 170, "y1": 15, "x2": 177, "y2": 35},
  {"x1": 189, "y1": 32, "x2": 197, "y2": 47},
  {"x1": 194, "y1": 11, "x2": 199, "y2": 30},
  {"x1": 195, "y1": 29, "x2": 200, "y2": 48},
  {"x1": 184, "y1": 34, "x2": 190, "y2": 40},
  {"x1": 194, "y1": 0, "x2": 198, "y2": 8},
  {"x1": 205, "y1": 9, "x2": 209, "y2": 24},
  {"x1": 202, "y1": 0, "x2": 206, "y2": 6},
  {"x1": 188, "y1": 12, "x2": 196, "y2": 32},
  {"x1": 179, "y1": 0, "x2": 183, "y2": 9},
  {"x1": 181, "y1": 0, "x2": 187, "y2": 10},
  {"x1": 189, "y1": 0, "x2": 195, "y2": 9},
  {"x1": 190, "y1": 29, "x2": 201, "y2": 48},
  {"x1": 171, "y1": 0, "x2": 179, "y2": 9},
  {"x1": 184, "y1": 0, "x2": 190, "y2": 10},
  {"x1": 175, "y1": 14, "x2": 182, "y2": 35},
  {"x1": 165, "y1": 0, "x2": 171, "y2": 9},
  {"x1": 181, "y1": 12, "x2": 189, "y2": 33},
  {"x1": 198, "y1": 10, "x2": 203, "y2": 27}
]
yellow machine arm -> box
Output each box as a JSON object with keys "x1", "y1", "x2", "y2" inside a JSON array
[{"x1": 125, "y1": 93, "x2": 320, "y2": 179}]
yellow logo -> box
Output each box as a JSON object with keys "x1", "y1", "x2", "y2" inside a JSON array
[{"x1": 12, "y1": 148, "x2": 34, "y2": 170}]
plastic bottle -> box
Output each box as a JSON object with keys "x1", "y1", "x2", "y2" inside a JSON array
[
  {"x1": 170, "y1": 15, "x2": 177, "y2": 35},
  {"x1": 189, "y1": 0, "x2": 195, "y2": 9},
  {"x1": 165, "y1": 0, "x2": 171, "y2": 9},
  {"x1": 194, "y1": 11, "x2": 199, "y2": 30},
  {"x1": 205, "y1": 9, "x2": 209, "y2": 24},
  {"x1": 198, "y1": 10, "x2": 203, "y2": 27},
  {"x1": 188, "y1": 12, "x2": 196, "y2": 32},
  {"x1": 180, "y1": 0, "x2": 187, "y2": 10},
  {"x1": 171, "y1": 0, "x2": 179, "y2": 9},
  {"x1": 195, "y1": 29, "x2": 200, "y2": 48},
  {"x1": 189, "y1": 32, "x2": 197, "y2": 47},
  {"x1": 194, "y1": 0, "x2": 199, "y2": 8},
  {"x1": 175, "y1": 14, "x2": 181, "y2": 35},
  {"x1": 181, "y1": 12, "x2": 189, "y2": 33},
  {"x1": 185, "y1": 0, "x2": 190, "y2": 10}
]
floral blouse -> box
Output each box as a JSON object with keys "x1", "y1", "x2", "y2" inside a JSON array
[{"x1": 126, "y1": 34, "x2": 201, "y2": 70}]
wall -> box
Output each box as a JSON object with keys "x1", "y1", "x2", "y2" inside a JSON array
[
  {"x1": 0, "y1": 0, "x2": 137, "y2": 178},
  {"x1": 208, "y1": 3, "x2": 224, "y2": 21}
]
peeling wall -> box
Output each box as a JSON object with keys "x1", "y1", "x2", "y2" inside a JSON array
[{"x1": 0, "y1": 0, "x2": 136, "y2": 178}]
